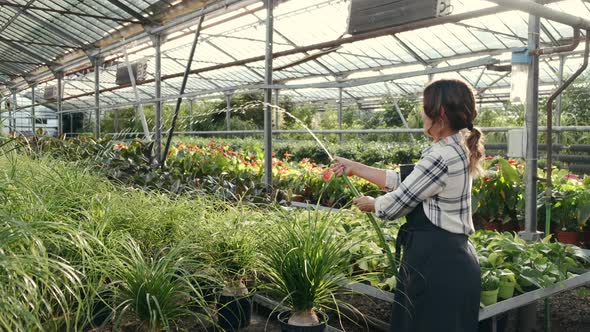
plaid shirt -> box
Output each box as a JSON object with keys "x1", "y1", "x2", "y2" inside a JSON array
[{"x1": 374, "y1": 132, "x2": 475, "y2": 235}]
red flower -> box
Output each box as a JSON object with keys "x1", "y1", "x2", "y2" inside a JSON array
[
  {"x1": 483, "y1": 177, "x2": 492, "y2": 182},
  {"x1": 284, "y1": 151, "x2": 294, "y2": 158},
  {"x1": 564, "y1": 174, "x2": 579, "y2": 181},
  {"x1": 508, "y1": 159, "x2": 518, "y2": 165},
  {"x1": 485, "y1": 156, "x2": 494, "y2": 161},
  {"x1": 323, "y1": 170, "x2": 333, "y2": 181}
]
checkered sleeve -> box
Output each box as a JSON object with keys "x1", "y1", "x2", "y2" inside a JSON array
[
  {"x1": 383, "y1": 170, "x2": 400, "y2": 192},
  {"x1": 374, "y1": 151, "x2": 448, "y2": 221}
]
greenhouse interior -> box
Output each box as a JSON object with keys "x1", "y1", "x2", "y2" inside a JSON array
[{"x1": 1, "y1": 0, "x2": 590, "y2": 331}]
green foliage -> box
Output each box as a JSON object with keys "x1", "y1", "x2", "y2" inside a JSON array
[
  {"x1": 107, "y1": 237, "x2": 212, "y2": 331},
  {"x1": 259, "y1": 209, "x2": 353, "y2": 313}
]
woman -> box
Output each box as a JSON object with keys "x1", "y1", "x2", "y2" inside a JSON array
[{"x1": 332, "y1": 79, "x2": 483, "y2": 332}]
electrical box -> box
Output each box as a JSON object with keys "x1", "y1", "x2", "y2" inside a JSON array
[
  {"x1": 507, "y1": 129, "x2": 527, "y2": 158},
  {"x1": 347, "y1": 0, "x2": 452, "y2": 35},
  {"x1": 115, "y1": 59, "x2": 148, "y2": 86},
  {"x1": 44, "y1": 85, "x2": 59, "y2": 100}
]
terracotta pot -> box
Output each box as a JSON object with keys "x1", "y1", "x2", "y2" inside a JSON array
[{"x1": 556, "y1": 231, "x2": 578, "y2": 245}]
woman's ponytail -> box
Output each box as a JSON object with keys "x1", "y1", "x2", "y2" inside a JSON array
[{"x1": 465, "y1": 126, "x2": 484, "y2": 177}]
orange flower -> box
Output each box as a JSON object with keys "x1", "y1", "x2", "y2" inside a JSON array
[
  {"x1": 284, "y1": 151, "x2": 294, "y2": 158},
  {"x1": 484, "y1": 156, "x2": 494, "y2": 161}
]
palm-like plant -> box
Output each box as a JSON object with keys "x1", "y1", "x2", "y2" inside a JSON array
[{"x1": 260, "y1": 209, "x2": 353, "y2": 327}]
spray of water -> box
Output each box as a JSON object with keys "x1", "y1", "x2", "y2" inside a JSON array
[{"x1": 261, "y1": 101, "x2": 398, "y2": 276}]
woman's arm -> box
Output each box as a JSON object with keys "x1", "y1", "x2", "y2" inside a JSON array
[{"x1": 332, "y1": 156, "x2": 390, "y2": 189}]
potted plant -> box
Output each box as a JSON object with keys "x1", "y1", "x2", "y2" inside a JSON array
[
  {"x1": 201, "y1": 210, "x2": 259, "y2": 331},
  {"x1": 480, "y1": 270, "x2": 500, "y2": 306},
  {"x1": 107, "y1": 237, "x2": 213, "y2": 331},
  {"x1": 551, "y1": 190, "x2": 582, "y2": 245},
  {"x1": 472, "y1": 158, "x2": 523, "y2": 232},
  {"x1": 259, "y1": 209, "x2": 353, "y2": 331},
  {"x1": 497, "y1": 269, "x2": 516, "y2": 300}
]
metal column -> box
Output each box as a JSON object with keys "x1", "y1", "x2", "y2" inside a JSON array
[
  {"x1": 93, "y1": 59, "x2": 101, "y2": 139},
  {"x1": 555, "y1": 55, "x2": 565, "y2": 144},
  {"x1": 274, "y1": 89, "x2": 280, "y2": 129},
  {"x1": 154, "y1": 34, "x2": 162, "y2": 161},
  {"x1": 188, "y1": 99, "x2": 193, "y2": 132},
  {"x1": 10, "y1": 89, "x2": 16, "y2": 134},
  {"x1": 519, "y1": 5, "x2": 542, "y2": 332},
  {"x1": 31, "y1": 85, "x2": 36, "y2": 134},
  {"x1": 225, "y1": 93, "x2": 231, "y2": 131},
  {"x1": 338, "y1": 87, "x2": 343, "y2": 143},
  {"x1": 522, "y1": 2, "x2": 542, "y2": 242},
  {"x1": 263, "y1": 0, "x2": 274, "y2": 188},
  {"x1": 57, "y1": 72, "x2": 63, "y2": 136}
]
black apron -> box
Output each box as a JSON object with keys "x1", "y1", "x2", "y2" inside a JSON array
[{"x1": 389, "y1": 202, "x2": 481, "y2": 332}]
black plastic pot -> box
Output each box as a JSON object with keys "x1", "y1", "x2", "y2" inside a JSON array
[
  {"x1": 399, "y1": 163, "x2": 415, "y2": 182},
  {"x1": 91, "y1": 290, "x2": 113, "y2": 327},
  {"x1": 277, "y1": 311, "x2": 327, "y2": 332},
  {"x1": 217, "y1": 294, "x2": 252, "y2": 331}
]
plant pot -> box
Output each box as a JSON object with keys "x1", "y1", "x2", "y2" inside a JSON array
[
  {"x1": 217, "y1": 295, "x2": 252, "y2": 331},
  {"x1": 556, "y1": 231, "x2": 578, "y2": 245},
  {"x1": 91, "y1": 290, "x2": 113, "y2": 327},
  {"x1": 480, "y1": 288, "x2": 499, "y2": 306},
  {"x1": 498, "y1": 281, "x2": 516, "y2": 299},
  {"x1": 277, "y1": 311, "x2": 327, "y2": 332},
  {"x1": 484, "y1": 223, "x2": 500, "y2": 231}
]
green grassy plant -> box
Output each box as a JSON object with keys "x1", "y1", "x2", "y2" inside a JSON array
[{"x1": 259, "y1": 208, "x2": 355, "y2": 326}]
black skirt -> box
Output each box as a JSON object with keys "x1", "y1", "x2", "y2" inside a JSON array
[{"x1": 390, "y1": 203, "x2": 481, "y2": 332}]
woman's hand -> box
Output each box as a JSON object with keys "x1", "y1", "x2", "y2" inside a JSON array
[
  {"x1": 353, "y1": 196, "x2": 375, "y2": 213},
  {"x1": 332, "y1": 156, "x2": 357, "y2": 176}
]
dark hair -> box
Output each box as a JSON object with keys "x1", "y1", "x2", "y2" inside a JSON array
[{"x1": 423, "y1": 79, "x2": 484, "y2": 176}]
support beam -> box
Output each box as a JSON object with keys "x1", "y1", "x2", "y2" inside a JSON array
[
  {"x1": 154, "y1": 34, "x2": 162, "y2": 161},
  {"x1": 521, "y1": 1, "x2": 543, "y2": 243},
  {"x1": 188, "y1": 99, "x2": 193, "y2": 132},
  {"x1": 338, "y1": 87, "x2": 343, "y2": 143},
  {"x1": 92, "y1": 59, "x2": 101, "y2": 139},
  {"x1": 225, "y1": 93, "x2": 232, "y2": 131},
  {"x1": 162, "y1": 15, "x2": 204, "y2": 166},
  {"x1": 263, "y1": 0, "x2": 274, "y2": 189},
  {"x1": 31, "y1": 84, "x2": 35, "y2": 134},
  {"x1": 274, "y1": 89, "x2": 280, "y2": 129},
  {"x1": 486, "y1": 0, "x2": 590, "y2": 30},
  {"x1": 57, "y1": 73, "x2": 63, "y2": 135},
  {"x1": 123, "y1": 44, "x2": 150, "y2": 139},
  {"x1": 555, "y1": 55, "x2": 565, "y2": 144},
  {"x1": 10, "y1": 89, "x2": 15, "y2": 133}
]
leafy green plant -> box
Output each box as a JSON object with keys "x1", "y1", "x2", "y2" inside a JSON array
[
  {"x1": 481, "y1": 270, "x2": 500, "y2": 291},
  {"x1": 259, "y1": 209, "x2": 354, "y2": 326},
  {"x1": 107, "y1": 237, "x2": 214, "y2": 331}
]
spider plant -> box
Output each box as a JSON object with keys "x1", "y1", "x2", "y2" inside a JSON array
[
  {"x1": 106, "y1": 236, "x2": 215, "y2": 331},
  {"x1": 259, "y1": 208, "x2": 354, "y2": 328}
]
